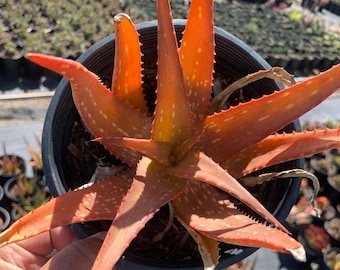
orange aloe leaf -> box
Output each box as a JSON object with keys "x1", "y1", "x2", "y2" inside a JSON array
[
  {"x1": 112, "y1": 13, "x2": 148, "y2": 113},
  {"x1": 27, "y1": 54, "x2": 150, "y2": 139},
  {"x1": 152, "y1": 0, "x2": 194, "y2": 146},
  {"x1": 27, "y1": 54, "x2": 151, "y2": 166},
  {"x1": 200, "y1": 63, "x2": 340, "y2": 164},
  {"x1": 172, "y1": 180, "x2": 306, "y2": 262},
  {"x1": 166, "y1": 149, "x2": 288, "y2": 233},
  {"x1": 179, "y1": 0, "x2": 214, "y2": 122},
  {"x1": 95, "y1": 137, "x2": 173, "y2": 166},
  {"x1": 224, "y1": 128, "x2": 340, "y2": 178},
  {"x1": 93, "y1": 157, "x2": 186, "y2": 269},
  {"x1": 0, "y1": 172, "x2": 133, "y2": 247}
]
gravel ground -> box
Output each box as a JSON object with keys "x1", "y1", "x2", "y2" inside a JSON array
[{"x1": 0, "y1": 96, "x2": 52, "y2": 126}]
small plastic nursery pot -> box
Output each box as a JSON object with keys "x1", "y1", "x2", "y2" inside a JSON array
[
  {"x1": 324, "y1": 217, "x2": 340, "y2": 248},
  {"x1": 326, "y1": 175, "x2": 340, "y2": 207},
  {"x1": 42, "y1": 20, "x2": 303, "y2": 269},
  {"x1": 3, "y1": 176, "x2": 21, "y2": 203},
  {"x1": 323, "y1": 246, "x2": 340, "y2": 270},
  {"x1": 0, "y1": 206, "x2": 10, "y2": 232},
  {"x1": 0, "y1": 186, "x2": 10, "y2": 231},
  {"x1": 309, "y1": 155, "x2": 338, "y2": 186}
]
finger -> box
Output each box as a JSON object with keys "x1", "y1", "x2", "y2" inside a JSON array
[
  {"x1": 50, "y1": 226, "x2": 76, "y2": 251},
  {"x1": 0, "y1": 259, "x2": 23, "y2": 270},
  {"x1": 41, "y1": 231, "x2": 106, "y2": 270},
  {"x1": 0, "y1": 243, "x2": 48, "y2": 270},
  {"x1": 0, "y1": 227, "x2": 77, "y2": 269},
  {"x1": 17, "y1": 226, "x2": 75, "y2": 257}
]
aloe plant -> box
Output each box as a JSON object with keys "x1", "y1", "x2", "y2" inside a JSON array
[
  {"x1": 1, "y1": 0, "x2": 340, "y2": 269},
  {"x1": 0, "y1": 143, "x2": 24, "y2": 177}
]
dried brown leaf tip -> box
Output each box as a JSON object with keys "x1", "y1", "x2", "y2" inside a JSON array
[{"x1": 2, "y1": 0, "x2": 340, "y2": 269}]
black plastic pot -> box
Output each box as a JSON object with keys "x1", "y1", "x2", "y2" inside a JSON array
[
  {"x1": 0, "y1": 56, "x2": 23, "y2": 84},
  {"x1": 0, "y1": 185, "x2": 3, "y2": 201},
  {"x1": 326, "y1": 175, "x2": 340, "y2": 207},
  {"x1": 312, "y1": 205, "x2": 337, "y2": 227},
  {"x1": 0, "y1": 206, "x2": 10, "y2": 231},
  {"x1": 324, "y1": 217, "x2": 340, "y2": 248},
  {"x1": 3, "y1": 176, "x2": 20, "y2": 203},
  {"x1": 20, "y1": 57, "x2": 43, "y2": 90},
  {"x1": 0, "y1": 186, "x2": 11, "y2": 230},
  {"x1": 42, "y1": 20, "x2": 302, "y2": 269},
  {"x1": 310, "y1": 156, "x2": 338, "y2": 196},
  {"x1": 3, "y1": 175, "x2": 39, "y2": 205},
  {"x1": 325, "y1": 1, "x2": 340, "y2": 16}
]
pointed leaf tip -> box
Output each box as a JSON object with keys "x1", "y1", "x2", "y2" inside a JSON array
[
  {"x1": 28, "y1": 53, "x2": 151, "y2": 160},
  {"x1": 112, "y1": 13, "x2": 148, "y2": 113},
  {"x1": 180, "y1": 0, "x2": 214, "y2": 122}
]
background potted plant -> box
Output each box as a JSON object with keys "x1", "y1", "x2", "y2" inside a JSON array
[
  {"x1": 326, "y1": 174, "x2": 340, "y2": 207},
  {"x1": 299, "y1": 224, "x2": 331, "y2": 263},
  {"x1": 24, "y1": 134, "x2": 44, "y2": 182},
  {"x1": 3, "y1": 172, "x2": 50, "y2": 224},
  {"x1": 0, "y1": 143, "x2": 25, "y2": 183},
  {"x1": 308, "y1": 196, "x2": 337, "y2": 226},
  {"x1": 324, "y1": 217, "x2": 340, "y2": 248},
  {"x1": 10, "y1": 185, "x2": 50, "y2": 222},
  {"x1": 310, "y1": 155, "x2": 338, "y2": 184},
  {"x1": 286, "y1": 196, "x2": 313, "y2": 237},
  {"x1": 323, "y1": 246, "x2": 340, "y2": 270},
  {"x1": 4, "y1": 174, "x2": 39, "y2": 204}
]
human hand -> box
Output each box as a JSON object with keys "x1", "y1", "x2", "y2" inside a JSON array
[{"x1": 0, "y1": 226, "x2": 106, "y2": 270}]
